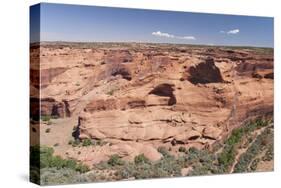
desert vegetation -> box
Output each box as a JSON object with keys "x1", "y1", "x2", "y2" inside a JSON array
[
  {"x1": 31, "y1": 118, "x2": 273, "y2": 185},
  {"x1": 30, "y1": 145, "x2": 90, "y2": 185}
]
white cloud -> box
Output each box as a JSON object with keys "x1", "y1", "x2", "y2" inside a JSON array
[
  {"x1": 227, "y1": 29, "x2": 240, "y2": 34},
  {"x1": 152, "y1": 31, "x2": 175, "y2": 38},
  {"x1": 152, "y1": 31, "x2": 196, "y2": 40},
  {"x1": 220, "y1": 29, "x2": 240, "y2": 35},
  {"x1": 181, "y1": 36, "x2": 196, "y2": 40}
]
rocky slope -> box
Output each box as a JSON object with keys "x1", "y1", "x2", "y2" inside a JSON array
[{"x1": 30, "y1": 42, "x2": 273, "y2": 168}]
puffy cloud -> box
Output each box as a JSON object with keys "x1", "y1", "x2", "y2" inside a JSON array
[{"x1": 152, "y1": 31, "x2": 196, "y2": 40}]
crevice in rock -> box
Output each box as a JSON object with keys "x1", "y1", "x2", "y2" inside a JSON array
[
  {"x1": 202, "y1": 135, "x2": 217, "y2": 140},
  {"x1": 62, "y1": 100, "x2": 71, "y2": 117},
  {"x1": 188, "y1": 135, "x2": 200, "y2": 140},
  {"x1": 72, "y1": 117, "x2": 81, "y2": 140},
  {"x1": 127, "y1": 100, "x2": 146, "y2": 108}
]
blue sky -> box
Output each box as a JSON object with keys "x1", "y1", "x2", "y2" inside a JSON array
[{"x1": 30, "y1": 3, "x2": 274, "y2": 47}]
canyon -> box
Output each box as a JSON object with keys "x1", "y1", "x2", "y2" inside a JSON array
[{"x1": 30, "y1": 42, "x2": 273, "y2": 182}]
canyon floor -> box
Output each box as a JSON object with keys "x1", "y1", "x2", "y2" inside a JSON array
[{"x1": 30, "y1": 42, "x2": 274, "y2": 185}]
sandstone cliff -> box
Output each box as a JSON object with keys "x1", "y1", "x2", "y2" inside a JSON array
[{"x1": 30, "y1": 43, "x2": 273, "y2": 166}]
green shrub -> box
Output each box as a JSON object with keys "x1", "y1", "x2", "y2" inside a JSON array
[
  {"x1": 53, "y1": 143, "x2": 59, "y2": 147},
  {"x1": 117, "y1": 152, "x2": 183, "y2": 179},
  {"x1": 225, "y1": 129, "x2": 243, "y2": 146},
  {"x1": 134, "y1": 154, "x2": 150, "y2": 165},
  {"x1": 82, "y1": 138, "x2": 92, "y2": 147},
  {"x1": 185, "y1": 147, "x2": 201, "y2": 164},
  {"x1": 94, "y1": 139, "x2": 107, "y2": 146},
  {"x1": 41, "y1": 115, "x2": 51, "y2": 122},
  {"x1": 40, "y1": 168, "x2": 90, "y2": 185},
  {"x1": 188, "y1": 147, "x2": 199, "y2": 154},
  {"x1": 178, "y1": 146, "x2": 186, "y2": 153},
  {"x1": 71, "y1": 139, "x2": 80, "y2": 147},
  {"x1": 185, "y1": 147, "x2": 217, "y2": 176},
  {"x1": 234, "y1": 128, "x2": 273, "y2": 173},
  {"x1": 30, "y1": 166, "x2": 40, "y2": 184},
  {"x1": 189, "y1": 165, "x2": 210, "y2": 176},
  {"x1": 262, "y1": 144, "x2": 273, "y2": 161},
  {"x1": 216, "y1": 119, "x2": 270, "y2": 173},
  {"x1": 45, "y1": 128, "x2": 51, "y2": 133},
  {"x1": 250, "y1": 158, "x2": 260, "y2": 171},
  {"x1": 31, "y1": 146, "x2": 90, "y2": 174},
  {"x1": 108, "y1": 154, "x2": 125, "y2": 166},
  {"x1": 94, "y1": 161, "x2": 111, "y2": 170},
  {"x1": 217, "y1": 145, "x2": 235, "y2": 172},
  {"x1": 75, "y1": 163, "x2": 90, "y2": 173},
  {"x1": 157, "y1": 146, "x2": 172, "y2": 158}
]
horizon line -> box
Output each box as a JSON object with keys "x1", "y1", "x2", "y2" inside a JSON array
[{"x1": 30, "y1": 40, "x2": 274, "y2": 49}]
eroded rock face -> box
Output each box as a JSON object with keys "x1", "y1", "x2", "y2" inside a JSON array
[
  {"x1": 35, "y1": 43, "x2": 273, "y2": 165},
  {"x1": 40, "y1": 98, "x2": 70, "y2": 118},
  {"x1": 187, "y1": 57, "x2": 224, "y2": 84}
]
